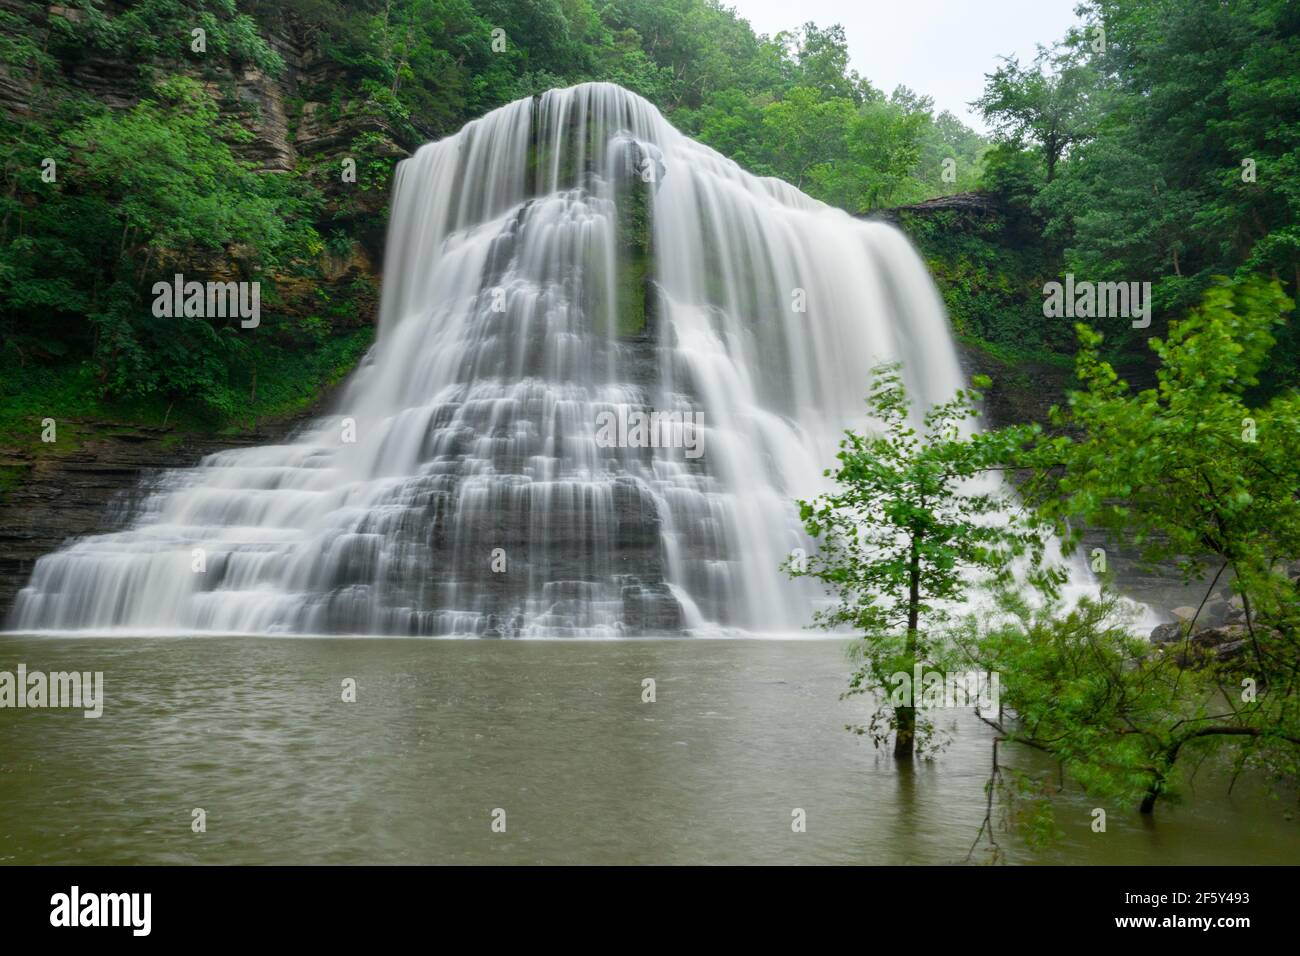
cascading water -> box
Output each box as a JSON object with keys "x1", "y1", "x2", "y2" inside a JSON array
[{"x1": 10, "y1": 83, "x2": 970, "y2": 636}]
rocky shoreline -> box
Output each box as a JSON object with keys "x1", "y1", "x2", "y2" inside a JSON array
[{"x1": 1147, "y1": 563, "x2": 1300, "y2": 665}]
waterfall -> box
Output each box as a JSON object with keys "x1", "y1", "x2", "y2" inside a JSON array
[{"x1": 9, "y1": 82, "x2": 967, "y2": 636}]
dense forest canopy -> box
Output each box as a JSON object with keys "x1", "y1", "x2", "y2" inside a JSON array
[{"x1": 976, "y1": 0, "x2": 1300, "y2": 381}]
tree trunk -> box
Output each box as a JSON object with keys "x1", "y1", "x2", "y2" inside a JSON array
[
  {"x1": 1140, "y1": 743, "x2": 1181, "y2": 814},
  {"x1": 894, "y1": 702, "x2": 916, "y2": 759},
  {"x1": 894, "y1": 531, "x2": 922, "y2": 759},
  {"x1": 1138, "y1": 787, "x2": 1159, "y2": 815}
]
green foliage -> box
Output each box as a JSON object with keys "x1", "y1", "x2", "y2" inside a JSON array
[
  {"x1": 977, "y1": 145, "x2": 1043, "y2": 225},
  {"x1": 917, "y1": 108, "x2": 987, "y2": 196},
  {"x1": 960, "y1": 589, "x2": 1274, "y2": 821},
  {"x1": 805, "y1": 95, "x2": 929, "y2": 211},
  {"x1": 994, "y1": 277, "x2": 1300, "y2": 815},
  {"x1": 1, "y1": 75, "x2": 322, "y2": 416},
  {"x1": 348, "y1": 130, "x2": 398, "y2": 192},
  {"x1": 670, "y1": 24, "x2": 985, "y2": 213},
  {"x1": 796, "y1": 280, "x2": 1300, "y2": 831},
  {"x1": 0, "y1": 9, "x2": 57, "y2": 74},
  {"x1": 611, "y1": 172, "x2": 651, "y2": 336},
  {"x1": 59, "y1": 0, "x2": 284, "y2": 75},
  {"x1": 1029, "y1": 278, "x2": 1299, "y2": 584},
  {"x1": 901, "y1": 206, "x2": 1074, "y2": 360},
  {"x1": 975, "y1": 0, "x2": 1300, "y2": 384},
  {"x1": 788, "y1": 363, "x2": 1058, "y2": 756},
  {"x1": 975, "y1": 44, "x2": 1100, "y2": 183}
]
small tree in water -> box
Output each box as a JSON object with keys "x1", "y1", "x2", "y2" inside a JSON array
[{"x1": 787, "y1": 362, "x2": 1057, "y2": 758}]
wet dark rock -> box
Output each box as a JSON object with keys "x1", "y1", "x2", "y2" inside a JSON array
[
  {"x1": 621, "y1": 583, "x2": 683, "y2": 634},
  {"x1": 1149, "y1": 622, "x2": 1186, "y2": 645},
  {"x1": 1200, "y1": 598, "x2": 1230, "y2": 627},
  {"x1": 1163, "y1": 622, "x2": 1264, "y2": 666},
  {"x1": 1191, "y1": 624, "x2": 1253, "y2": 648},
  {"x1": 0, "y1": 417, "x2": 314, "y2": 625},
  {"x1": 1211, "y1": 639, "x2": 1250, "y2": 662}
]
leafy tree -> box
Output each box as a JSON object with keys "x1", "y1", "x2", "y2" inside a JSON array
[
  {"x1": 959, "y1": 586, "x2": 1295, "y2": 855},
  {"x1": 788, "y1": 364, "x2": 1057, "y2": 758},
  {"x1": 1026, "y1": 278, "x2": 1299, "y2": 613},
  {"x1": 603, "y1": 0, "x2": 764, "y2": 109},
  {"x1": 980, "y1": 0, "x2": 1300, "y2": 383},
  {"x1": 761, "y1": 87, "x2": 854, "y2": 190},
  {"x1": 977, "y1": 144, "x2": 1043, "y2": 218},
  {"x1": 782, "y1": 22, "x2": 866, "y2": 104},
  {"x1": 915, "y1": 107, "x2": 986, "y2": 196},
  {"x1": 841, "y1": 95, "x2": 928, "y2": 208},
  {"x1": 61, "y1": 0, "x2": 284, "y2": 75},
  {"x1": 683, "y1": 89, "x2": 771, "y2": 176},
  {"x1": 975, "y1": 44, "x2": 1099, "y2": 183},
  {"x1": 962, "y1": 278, "x2": 1300, "y2": 836}
]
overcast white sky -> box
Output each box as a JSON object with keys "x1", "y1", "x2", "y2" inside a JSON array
[{"x1": 724, "y1": 0, "x2": 1083, "y2": 132}]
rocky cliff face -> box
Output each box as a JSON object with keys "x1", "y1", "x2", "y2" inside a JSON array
[{"x1": 0, "y1": 417, "x2": 315, "y2": 622}]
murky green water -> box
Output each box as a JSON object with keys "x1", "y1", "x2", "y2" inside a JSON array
[{"x1": 0, "y1": 635, "x2": 1295, "y2": 864}]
